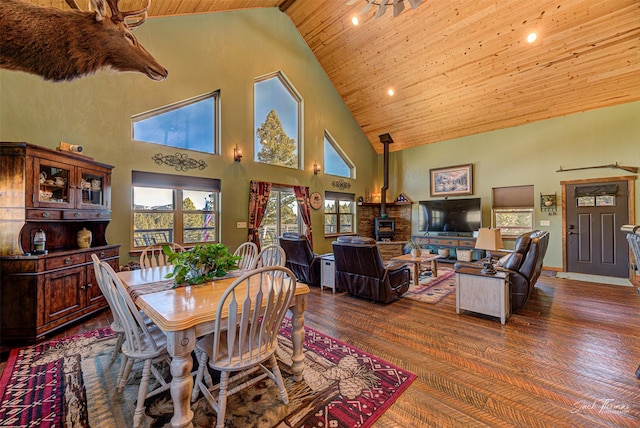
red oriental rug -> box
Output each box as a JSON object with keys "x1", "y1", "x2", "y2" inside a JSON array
[{"x1": 0, "y1": 320, "x2": 416, "y2": 427}]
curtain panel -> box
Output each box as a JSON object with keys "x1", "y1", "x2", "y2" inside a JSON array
[
  {"x1": 247, "y1": 181, "x2": 271, "y2": 251},
  {"x1": 293, "y1": 186, "x2": 313, "y2": 249}
]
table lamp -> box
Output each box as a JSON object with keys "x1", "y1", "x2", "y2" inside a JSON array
[{"x1": 474, "y1": 228, "x2": 503, "y2": 275}]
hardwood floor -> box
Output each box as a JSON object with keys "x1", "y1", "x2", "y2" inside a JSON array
[{"x1": 2, "y1": 274, "x2": 639, "y2": 427}]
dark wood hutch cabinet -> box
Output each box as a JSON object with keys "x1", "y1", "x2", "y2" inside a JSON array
[{"x1": 0, "y1": 142, "x2": 120, "y2": 344}]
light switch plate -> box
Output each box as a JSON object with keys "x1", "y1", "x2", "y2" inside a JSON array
[
  {"x1": 236, "y1": 221, "x2": 247, "y2": 228},
  {"x1": 540, "y1": 220, "x2": 551, "y2": 226}
]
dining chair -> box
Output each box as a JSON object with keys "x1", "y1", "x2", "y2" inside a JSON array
[
  {"x1": 97, "y1": 260, "x2": 172, "y2": 428},
  {"x1": 139, "y1": 242, "x2": 186, "y2": 269},
  {"x1": 253, "y1": 244, "x2": 286, "y2": 268},
  {"x1": 91, "y1": 254, "x2": 125, "y2": 368},
  {"x1": 233, "y1": 241, "x2": 258, "y2": 270},
  {"x1": 190, "y1": 266, "x2": 297, "y2": 428}
]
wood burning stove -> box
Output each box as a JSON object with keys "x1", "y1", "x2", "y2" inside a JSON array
[{"x1": 375, "y1": 217, "x2": 395, "y2": 241}]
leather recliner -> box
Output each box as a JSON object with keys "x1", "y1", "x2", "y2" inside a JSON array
[
  {"x1": 332, "y1": 236, "x2": 410, "y2": 303},
  {"x1": 506, "y1": 230, "x2": 549, "y2": 311},
  {"x1": 279, "y1": 232, "x2": 322, "y2": 286},
  {"x1": 455, "y1": 230, "x2": 550, "y2": 312}
]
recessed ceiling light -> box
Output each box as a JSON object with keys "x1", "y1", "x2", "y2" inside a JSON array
[
  {"x1": 527, "y1": 32, "x2": 538, "y2": 43},
  {"x1": 387, "y1": 88, "x2": 395, "y2": 96},
  {"x1": 352, "y1": 16, "x2": 359, "y2": 26}
]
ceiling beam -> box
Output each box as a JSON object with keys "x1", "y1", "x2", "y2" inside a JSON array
[{"x1": 278, "y1": 0, "x2": 297, "y2": 13}]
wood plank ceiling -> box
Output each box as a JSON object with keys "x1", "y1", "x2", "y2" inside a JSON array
[{"x1": 27, "y1": 0, "x2": 640, "y2": 153}]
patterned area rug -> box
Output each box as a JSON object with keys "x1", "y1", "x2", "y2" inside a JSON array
[
  {"x1": 404, "y1": 267, "x2": 456, "y2": 303},
  {"x1": 0, "y1": 320, "x2": 416, "y2": 428}
]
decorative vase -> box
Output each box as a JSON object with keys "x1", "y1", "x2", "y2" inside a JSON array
[
  {"x1": 77, "y1": 228, "x2": 92, "y2": 248},
  {"x1": 410, "y1": 248, "x2": 421, "y2": 257}
]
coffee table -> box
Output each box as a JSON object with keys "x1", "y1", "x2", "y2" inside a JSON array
[{"x1": 391, "y1": 253, "x2": 441, "y2": 285}]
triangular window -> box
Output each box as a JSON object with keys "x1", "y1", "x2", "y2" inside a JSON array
[{"x1": 324, "y1": 130, "x2": 354, "y2": 178}]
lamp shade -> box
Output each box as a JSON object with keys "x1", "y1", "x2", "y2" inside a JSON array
[{"x1": 475, "y1": 228, "x2": 503, "y2": 251}]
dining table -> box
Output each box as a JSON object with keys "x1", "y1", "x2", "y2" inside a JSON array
[{"x1": 117, "y1": 266, "x2": 310, "y2": 428}]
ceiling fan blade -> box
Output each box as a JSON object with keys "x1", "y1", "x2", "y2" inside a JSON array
[
  {"x1": 374, "y1": 0, "x2": 388, "y2": 18},
  {"x1": 358, "y1": 1, "x2": 375, "y2": 15},
  {"x1": 407, "y1": 0, "x2": 424, "y2": 9},
  {"x1": 393, "y1": 0, "x2": 405, "y2": 17}
]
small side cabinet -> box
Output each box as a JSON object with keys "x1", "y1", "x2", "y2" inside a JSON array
[{"x1": 320, "y1": 254, "x2": 336, "y2": 293}]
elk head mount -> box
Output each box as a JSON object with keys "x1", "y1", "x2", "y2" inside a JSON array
[{"x1": 0, "y1": 0, "x2": 168, "y2": 82}]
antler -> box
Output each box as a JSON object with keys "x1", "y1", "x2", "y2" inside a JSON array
[
  {"x1": 65, "y1": 0, "x2": 107, "y2": 21},
  {"x1": 106, "y1": 0, "x2": 151, "y2": 29}
]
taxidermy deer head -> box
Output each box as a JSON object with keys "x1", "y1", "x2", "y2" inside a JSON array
[{"x1": 0, "y1": 0, "x2": 168, "y2": 81}]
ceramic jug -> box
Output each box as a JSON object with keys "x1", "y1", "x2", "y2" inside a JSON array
[{"x1": 77, "y1": 228, "x2": 92, "y2": 249}]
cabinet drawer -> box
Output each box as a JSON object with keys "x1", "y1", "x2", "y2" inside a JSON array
[
  {"x1": 46, "y1": 254, "x2": 85, "y2": 270},
  {"x1": 62, "y1": 210, "x2": 110, "y2": 220},
  {"x1": 432, "y1": 238, "x2": 455, "y2": 246},
  {"x1": 86, "y1": 248, "x2": 119, "y2": 261},
  {"x1": 27, "y1": 209, "x2": 62, "y2": 220},
  {"x1": 459, "y1": 240, "x2": 476, "y2": 247}
]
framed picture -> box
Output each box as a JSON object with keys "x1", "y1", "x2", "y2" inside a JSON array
[{"x1": 430, "y1": 164, "x2": 473, "y2": 197}]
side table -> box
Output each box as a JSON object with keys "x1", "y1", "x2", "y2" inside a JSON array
[
  {"x1": 456, "y1": 267, "x2": 510, "y2": 324},
  {"x1": 320, "y1": 254, "x2": 336, "y2": 293}
]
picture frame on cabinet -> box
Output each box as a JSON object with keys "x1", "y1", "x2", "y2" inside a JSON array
[{"x1": 430, "y1": 164, "x2": 473, "y2": 197}]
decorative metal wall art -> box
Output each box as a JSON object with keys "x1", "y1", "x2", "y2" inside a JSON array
[
  {"x1": 540, "y1": 193, "x2": 557, "y2": 215},
  {"x1": 331, "y1": 179, "x2": 351, "y2": 190},
  {"x1": 152, "y1": 152, "x2": 207, "y2": 172}
]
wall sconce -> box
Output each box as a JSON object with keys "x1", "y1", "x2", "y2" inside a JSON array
[
  {"x1": 233, "y1": 144, "x2": 242, "y2": 162},
  {"x1": 313, "y1": 161, "x2": 321, "y2": 175}
]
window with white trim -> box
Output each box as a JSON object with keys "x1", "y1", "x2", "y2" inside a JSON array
[
  {"x1": 258, "y1": 186, "x2": 301, "y2": 246},
  {"x1": 324, "y1": 130, "x2": 354, "y2": 178},
  {"x1": 254, "y1": 72, "x2": 302, "y2": 169},
  {"x1": 324, "y1": 192, "x2": 355, "y2": 236},
  {"x1": 492, "y1": 185, "x2": 534, "y2": 237},
  {"x1": 131, "y1": 171, "x2": 220, "y2": 248},
  {"x1": 132, "y1": 91, "x2": 220, "y2": 154}
]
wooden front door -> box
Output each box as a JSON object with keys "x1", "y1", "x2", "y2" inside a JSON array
[{"x1": 565, "y1": 179, "x2": 629, "y2": 278}]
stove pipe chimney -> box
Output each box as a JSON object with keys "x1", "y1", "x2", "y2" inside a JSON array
[{"x1": 378, "y1": 133, "x2": 394, "y2": 218}]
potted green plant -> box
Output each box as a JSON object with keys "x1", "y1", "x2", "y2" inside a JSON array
[
  {"x1": 163, "y1": 243, "x2": 241, "y2": 285},
  {"x1": 404, "y1": 239, "x2": 422, "y2": 257}
]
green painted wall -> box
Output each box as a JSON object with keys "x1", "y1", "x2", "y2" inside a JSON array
[
  {"x1": 0, "y1": 8, "x2": 376, "y2": 260},
  {"x1": 390, "y1": 100, "x2": 640, "y2": 269},
  {"x1": 1, "y1": 7, "x2": 638, "y2": 271}
]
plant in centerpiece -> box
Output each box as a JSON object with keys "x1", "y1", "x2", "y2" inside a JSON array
[
  {"x1": 164, "y1": 243, "x2": 241, "y2": 286},
  {"x1": 404, "y1": 239, "x2": 422, "y2": 257}
]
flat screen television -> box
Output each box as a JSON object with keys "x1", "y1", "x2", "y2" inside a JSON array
[{"x1": 418, "y1": 198, "x2": 482, "y2": 234}]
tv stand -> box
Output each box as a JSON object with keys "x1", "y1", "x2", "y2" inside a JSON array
[{"x1": 412, "y1": 234, "x2": 483, "y2": 263}]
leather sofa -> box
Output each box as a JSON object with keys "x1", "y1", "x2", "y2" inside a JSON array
[
  {"x1": 279, "y1": 232, "x2": 322, "y2": 286},
  {"x1": 455, "y1": 230, "x2": 550, "y2": 312},
  {"x1": 332, "y1": 236, "x2": 410, "y2": 303}
]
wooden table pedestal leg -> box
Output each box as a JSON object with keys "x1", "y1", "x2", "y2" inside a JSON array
[
  {"x1": 166, "y1": 329, "x2": 196, "y2": 428},
  {"x1": 290, "y1": 294, "x2": 308, "y2": 382}
]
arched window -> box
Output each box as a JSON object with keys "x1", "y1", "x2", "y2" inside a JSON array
[{"x1": 254, "y1": 72, "x2": 302, "y2": 169}]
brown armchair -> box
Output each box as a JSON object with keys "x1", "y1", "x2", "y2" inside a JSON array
[
  {"x1": 279, "y1": 232, "x2": 322, "y2": 286},
  {"x1": 454, "y1": 230, "x2": 550, "y2": 312},
  {"x1": 332, "y1": 236, "x2": 410, "y2": 303}
]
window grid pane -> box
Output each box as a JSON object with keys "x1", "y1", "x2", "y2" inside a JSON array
[
  {"x1": 132, "y1": 179, "x2": 220, "y2": 248},
  {"x1": 324, "y1": 197, "x2": 355, "y2": 236}
]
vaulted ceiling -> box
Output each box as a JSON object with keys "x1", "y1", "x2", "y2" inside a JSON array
[{"x1": 28, "y1": 0, "x2": 640, "y2": 153}]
